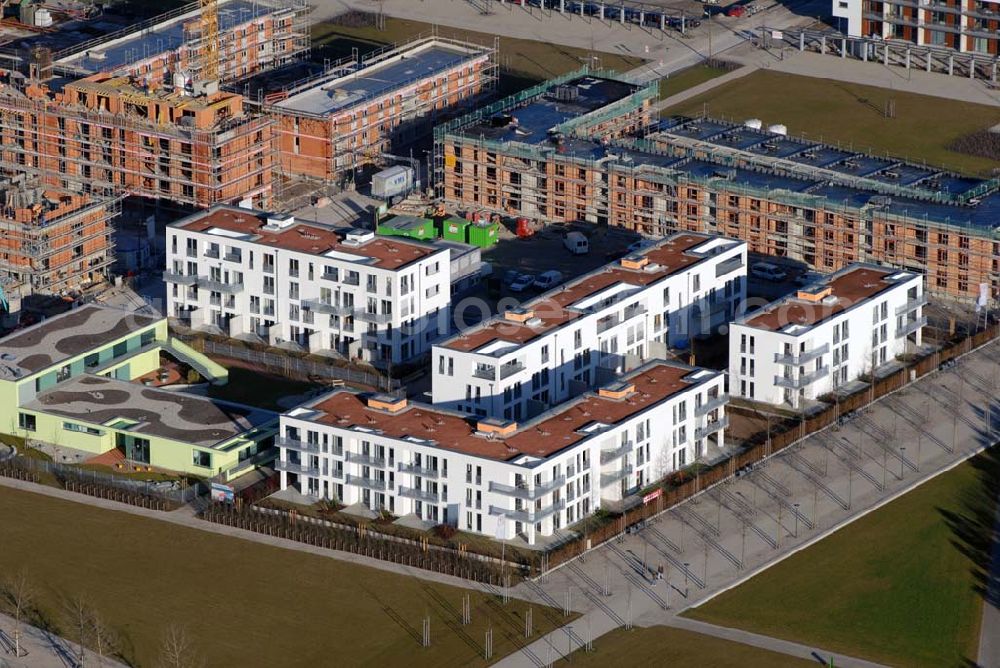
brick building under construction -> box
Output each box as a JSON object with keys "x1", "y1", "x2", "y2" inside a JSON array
[{"x1": 435, "y1": 67, "x2": 1000, "y2": 302}]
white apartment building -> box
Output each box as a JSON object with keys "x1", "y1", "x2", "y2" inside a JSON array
[
  {"x1": 165, "y1": 206, "x2": 452, "y2": 365},
  {"x1": 277, "y1": 360, "x2": 728, "y2": 545},
  {"x1": 432, "y1": 233, "x2": 747, "y2": 420},
  {"x1": 729, "y1": 264, "x2": 926, "y2": 409}
]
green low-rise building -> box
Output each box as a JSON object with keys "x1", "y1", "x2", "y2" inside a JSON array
[{"x1": 0, "y1": 305, "x2": 277, "y2": 480}]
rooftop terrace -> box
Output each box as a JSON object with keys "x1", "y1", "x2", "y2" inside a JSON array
[
  {"x1": 740, "y1": 264, "x2": 918, "y2": 333},
  {"x1": 26, "y1": 374, "x2": 276, "y2": 448},
  {"x1": 294, "y1": 361, "x2": 714, "y2": 461},
  {"x1": 441, "y1": 233, "x2": 742, "y2": 353},
  {"x1": 276, "y1": 39, "x2": 487, "y2": 117},
  {"x1": 172, "y1": 206, "x2": 442, "y2": 270},
  {"x1": 0, "y1": 306, "x2": 160, "y2": 378}
]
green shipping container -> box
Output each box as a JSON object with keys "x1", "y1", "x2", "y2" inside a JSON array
[
  {"x1": 466, "y1": 221, "x2": 500, "y2": 248},
  {"x1": 441, "y1": 217, "x2": 469, "y2": 243},
  {"x1": 376, "y1": 216, "x2": 436, "y2": 241}
]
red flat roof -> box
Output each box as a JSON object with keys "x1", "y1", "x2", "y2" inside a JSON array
[
  {"x1": 305, "y1": 362, "x2": 707, "y2": 461},
  {"x1": 443, "y1": 234, "x2": 720, "y2": 352},
  {"x1": 176, "y1": 207, "x2": 438, "y2": 270},
  {"x1": 743, "y1": 266, "x2": 904, "y2": 332}
]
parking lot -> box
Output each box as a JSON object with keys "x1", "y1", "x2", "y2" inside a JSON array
[{"x1": 500, "y1": 336, "x2": 1000, "y2": 665}]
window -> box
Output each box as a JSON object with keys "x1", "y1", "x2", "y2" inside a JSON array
[
  {"x1": 63, "y1": 422, "x2": 101, "y2": 436},
  {"x1": 18, "y1": 413, "x2": 36, "y2": 432},
  {"x1": 192, "y1": 451, "x2": 212, "y2": 468}
]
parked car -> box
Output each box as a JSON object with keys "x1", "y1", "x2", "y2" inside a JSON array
[
  {"x1": 509, "y1": 274, "x2": 536, "y2": 293},
  {"x1": 563, "y1": 231, "x2": 590, "y2": 255},
  {"x1": 502, "y1": 268, "x2": 523, "y2": 285},
  {"x1": 794, "y1": 271, "x2": 820, "y2": 286},
  {"x1": 627, "y1": 238, "x2": 656, "y2": 254},
  {"x1": 725, "y1": 4, "x2": 746, "y2": 17},
  {"x1": 534, "y1": 270, "x2": 564, "y2": 290},
  {"x1": 750, "y1": 261, "x2": 787, "y2": 282}
]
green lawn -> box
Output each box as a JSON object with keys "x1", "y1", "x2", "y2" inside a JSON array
[
  {"x1": 0, "y1": 485, "x2": 570, "y2": 667},
  {"x1": 664, "y1": 70, "x2": 1000, "y2": 176},
  {"x1": 659, "y1": 64, "x2": 732, "y2": 103},
  {"x1": 684, "y1": 455, "x2": 997, "y2": 667},
  {"x1": 312, "y1": 17, "x2": 644, "y2": 97},
  {"x1": 566, "y1": 626, "x2": 813, "y2": 667},
  {"x1": 206, "y1": 365, "x2": 322, "y2": 412}
]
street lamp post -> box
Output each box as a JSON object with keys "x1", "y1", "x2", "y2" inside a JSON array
[
  {"x1": 683, "y1": 562, "x2": 690, "y2": 598},
  {"x1": 793, "y1": 503, "x2": 800, "y2": 538}
]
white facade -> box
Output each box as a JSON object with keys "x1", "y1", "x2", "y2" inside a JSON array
[
  {"x1": 165, "y1": 206, "x2": 452, "y2": 365},
  {"x1": 277, "y1": 361, "x2": 728, "y2": 545},
  {"x1": 432, "y1": 233, "x2": 747, "y2": 421},
  {"x1": 729, "y1": 264, "x2": 926, "y2": 409}
]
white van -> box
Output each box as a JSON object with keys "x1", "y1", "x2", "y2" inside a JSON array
[
  {"x1": 563, "y1": 231, "x2": 589, "y2": 255},
  {"x1": 750, "y1": 261, "x2": 787, "y2": 282},
  {"x1": 534, "y1": 270, "x2": 563, "y2": 290}
]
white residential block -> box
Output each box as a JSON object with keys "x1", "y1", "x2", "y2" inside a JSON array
[
  {"x1": 729, "y1": 264, "x2": 926, "y2": 409},
  {"x1": 277, "y1": 360, "x2": 728, "y2": 545},
  {"x1": 432, "y1": 233, "x2": 747, "y2": 420},
  {"x1": 165, "y1": 206, "x2": 452, "y2": 365}
]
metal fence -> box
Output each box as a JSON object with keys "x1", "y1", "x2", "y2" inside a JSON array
[
  {"x1": 0, "y1": 455, "x2": 199, "y2": 507},
  {"x1": 192, "y1": 339, "x2": 399, "y2": 390}
]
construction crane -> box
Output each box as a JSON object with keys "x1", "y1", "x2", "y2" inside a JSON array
[{"x1": 199, "y1": 0, "x2": 219, "y2": 88}]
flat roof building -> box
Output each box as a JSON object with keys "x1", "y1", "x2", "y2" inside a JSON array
[
  {"x1": 435, "y1": 68, "x2": 1000, "y2": 302},
  {"x1": 432, "y1": 232, "x2": 746, "y2": 420},
  {"x1": 0, "y1": 305, "x2": 277, "y2": 478},
  {"x1": 728, "y1": 264, "x2": 926, "y2": 409},
  {"x1": 260, "y1": 36, "x2": 495, "y2": 182},
  {"x1": 166, "y1": 206, "x2": 453, "y2": 365},
  {"x1": 278, "y1": 360, "x2": 728, "y2": 544}
]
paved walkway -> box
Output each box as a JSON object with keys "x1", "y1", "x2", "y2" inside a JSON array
[
  {"x1": 0, "y1": 611, "x2": 125, "y2": 668},
  {"x1": 978, "y1": 490, "x2": 1000, "y2": 668}
]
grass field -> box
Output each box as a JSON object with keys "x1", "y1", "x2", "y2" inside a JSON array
[
  {"x1": 664, "y1": 70, "x2": 1000, "y2": 176},
  {"x1": 567, "y1": 626, "x2": 813, "y2": 667},
  {"x1": 312, "y1": 17, "x2": 644, "y2": 96},
  {"x1": 0, "y1": 486, "x2": 570, "y2": 667},
  {"x1": 684, "y1": 455, "x2": 997, "y2": 667},
  {"x1": 659, "y1": 64, "x2": 731, "y2": 103}
]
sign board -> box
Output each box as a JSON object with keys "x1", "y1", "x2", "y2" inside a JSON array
[
  {"x1": 771, "y1": 30, "x2": 783, "y2": 40},
  {"x1": 977, "y1": 283, "x2": 989, "y2": 312},
  {"x1": 210, "y1": 482, "x2": 235, "y2": 504},
  {"x1": 643, "y1": 488, "x2": 662, "y2": 505}
]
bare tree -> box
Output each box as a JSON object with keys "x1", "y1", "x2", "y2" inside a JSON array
[
  {"x1": 158, "y1": 625, "x2": 201, "y2": 668},
  {"x1": 65, "y1": 595, "x2": 90, "y2": 666},
  {"x1": 2, "y1": 570, "x2": 34, "y2": 658},
  {"x1": 89, "y1": 610, "x2": 118, "y2": 668}
]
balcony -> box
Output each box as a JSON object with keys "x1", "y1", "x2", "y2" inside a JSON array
[
  {"x1": 204, "y1": 248, "x2": 220, "y2": 259},
  {"x1": 895, "y1": 295, "x2": 928, "y2": 316},
  {"x1": 695, "y1": 415, "x2": 730, "y2": 441},
  {"x1": 600, "y1": 465, "x2": 634, "y2": 487},
  {"x1": 199, "y1": 277, "x2": 244, "y2": 295},
  {"x1": 600, "y1": 441, "x2": 633, "y2": 464},
  {"x1": 472, "y1": 365, "x2": 496, "y2": 381},
  {"x1": 596, "y1": 315, "x2": 621, "y2": 334},
  {"x1": 695, "y1": 394, "x2": 729, "y2": 417},
  {"x1": 223, "y1": 251, "x2": 242, "y2": 263},
  {"x1": 343, "y1": 274, "x2": 361, "y2": 286},
  {"x1": 489, "y1": 475, "x2": 565, "y2": 500},
  {"x1": 275, "y1": 459, "x2": 319, "y2": 476},
  {"x1": 398, "y1": 486, "x2": 439, "y2": 504},
  {"x1": 276, "y1": 436, "x2": 321, "y2": 454},
  {"x1": 163, "y1": 271, "x2": 198, "y2": 286},
  {"x1": 345, "y1": 474, "x2": 387, "y2": 491},
  {"x1": 499, "y1": 361, "x2": 526, "y2": 380},
  {"x1": 898, "y1": 315, "x2": 928, "y2": 338},
  {"x1": 354, "y1": 309, "x2": 393, "y2": 324},
  {"x1": 302, "y1": 299, "x2": 351, "y2": 315},
  {"x1": 774, "y1": 343, "x2": 830, "y2": 367},
  {"x1": 774, "y1": 365, "x2": 830, "y2": 390},
  {"x1": 321, "y1": 270, "x2": 340, "y2": 282},
  {"x1": 489, "y1": 499, "x2": 565, "y2": 524},
  {"x1": 345, "y1": 452, "x2": 386, "y2": 468},
  {"x1": 622, "y1": 304, "x2": 647, "y2": 321}
]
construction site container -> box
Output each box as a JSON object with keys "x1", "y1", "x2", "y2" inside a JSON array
[
  {"x1": 371, "y1": 166, "x2": 414, "y2": 199},
  {"x1": 466, "y1": 221, "x2": 500, "y2": 248},
  {"x1": 376, "y1": 215, "x2": 435, "y2": 241},
  {"x1": 441, "y1": 217, "x2": 469, "y2": 243}
]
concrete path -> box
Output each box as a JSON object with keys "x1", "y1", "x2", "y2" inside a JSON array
[
  {"x1": 978, "y1": 491, "x2": 1000, "y2": 668},
  {"x1": 0, "y1": 611, "x2": 126, "y2": 668}
]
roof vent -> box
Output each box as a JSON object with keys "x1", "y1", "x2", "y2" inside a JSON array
[
  {"x1": 598, "y1": 381, "x2": 635, "y2": 400},
  {"x1": 643, "y1": 262, "x2": 663, "y2": 273},
  {"x1": 504, "y1": 307, "x2": 534, "y2": 323},
  {"x1": 264, "y1": 214, "x2": 295, "y2": 230},
  {"x1": 525, "y1": 317, "x2": 543, "y2": 327},
  {"x1": 795, "y1": 286, "x2": 832, "y2": 302},
  {"x1": 343, "y1": 230, "x2": 375, "y2": 246},
  {"x1": 620, "y1": 254, "x2": 649, "y2": 270},
  {"x1": 366, "y1": 393, "x2": 408, "y2": 413},
  {"x1": 476, "y1": 417, "x2": 517, "y2": 437}
]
